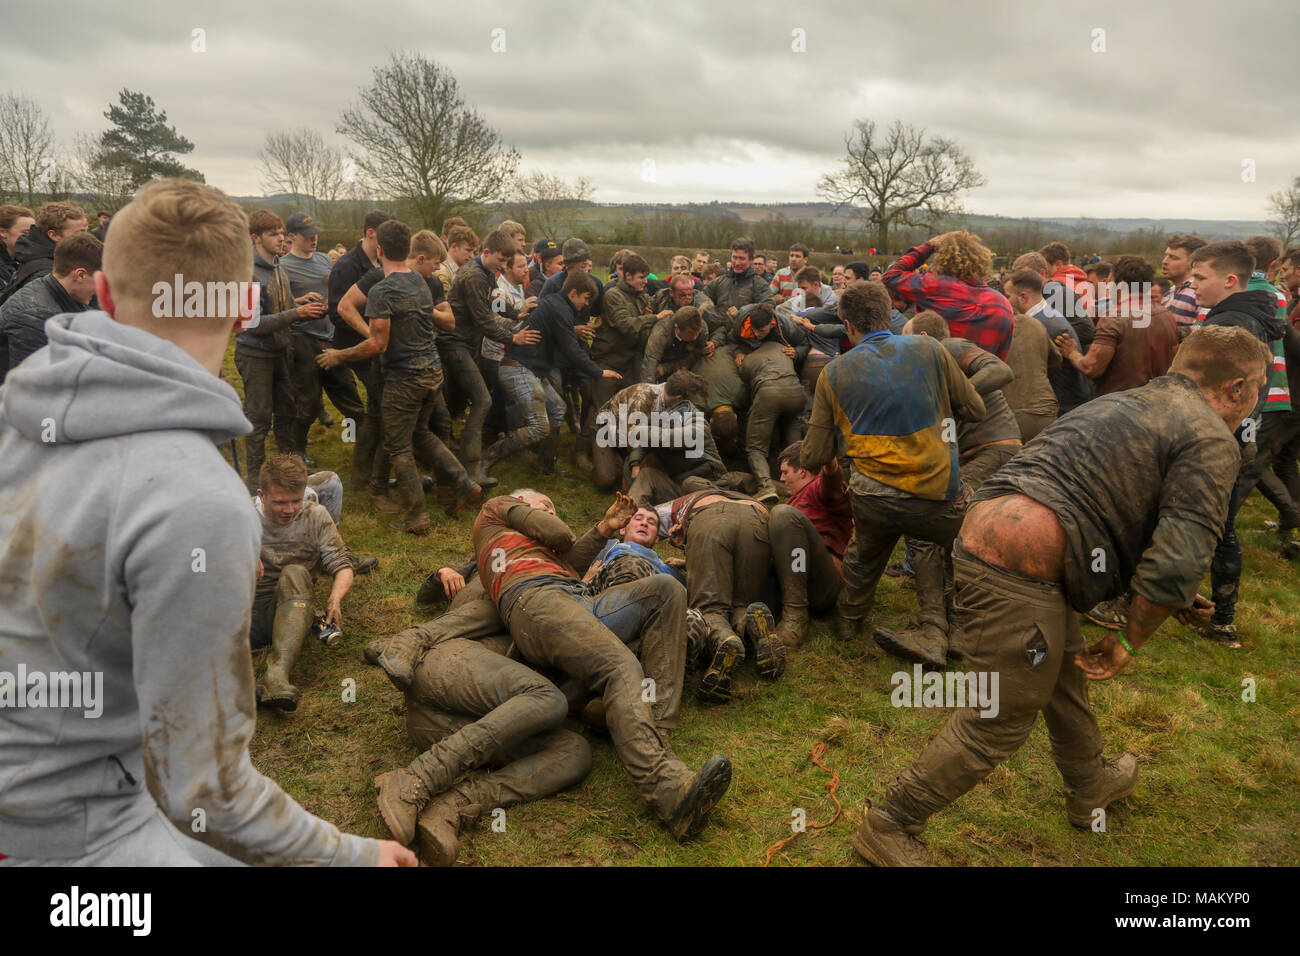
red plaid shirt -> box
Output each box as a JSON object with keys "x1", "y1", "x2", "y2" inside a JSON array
[{"x1": 883, "y1": 243, "x2": 1015, "y2": 360}]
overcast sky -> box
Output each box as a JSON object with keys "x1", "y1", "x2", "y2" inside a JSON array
[{"x1": 8, "y1": 0, "x2": 1294, "y2": 220}]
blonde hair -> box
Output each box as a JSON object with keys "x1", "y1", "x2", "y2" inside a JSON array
[
  {"x1": 930, "y1": 231, "x2": 992, "y2": 283},
  {"x1": 410, "y1": 229, "x2": 446, "y2": 263},
  {"x1": 496, "y1": 219, "x2": 526, "y2": 239},
  {"x1": 102, "y1": 179, "x2": 253, "y2": 319}
]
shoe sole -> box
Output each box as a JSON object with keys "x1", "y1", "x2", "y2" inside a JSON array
[
  {"x1": 850, "y1": 830, "x2": 891, "y2": 867},
  {"x1": 415, "y1": 819, "x2": 459, "y2": 867},
  {"x1": 696, "y1": 673, "x2": 733, "y2": 704},
  {"x1": 257, "y1": 692, "x2": 298, "y2": 713},
  {"x1": 1068, "y1": 776, "x2": 1139, "y2": 828},
  {"x1": 744, "y1": 603, "x2": 786, "y2": 680},
  {"x1": 873, "y1": 627, "x2": 946, "y2": 669},
  {"x1": 445, "y1": 484, "x2": 483, "y2": 517},
  {"x1": 699, "y1": 634, "x2": 744, "y2": 697},
  {"x1": 668, "y1": 755, "x2": 733, "y2": 842}
]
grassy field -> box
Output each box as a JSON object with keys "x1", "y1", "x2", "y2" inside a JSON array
[{"x1": 225, "y1": 349, "x2": 1300, "y2": 867}]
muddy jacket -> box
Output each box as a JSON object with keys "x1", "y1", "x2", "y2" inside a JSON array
[
  {"x1": 650, "y1": 287, "x2": 721, "y2": 332},
  {"x1": 0, "y1": 272, "x2": 86, "y2": 380},
  {"x1": 941, "y1": 338, "x2": 1022, "y2": 450},
  {"x1": 256, "y1": 501, "x2": 354, "y2": 602},
  {"x1": 727, "y1": 307, "x2": 810, "y2": 366},
  {"x1": 624, "y1": 395, "x2": 726, "y2": 481},
  {"x1": 234, "y1": 250, "x2": 299, "y2": 357},
  {"x1": 704, "y1": 266, "x2": 774, "y2": 322},
  {"x1": 447, "y1": 257, "x2": 516, "y2": 354},
  {"x1": 0, "y1": 311, "x2": 376, "y2": 864},
  {"x1": 0, "y1": 225, "x2": 56, "y2": 308},
  {"x1": 738, "y1": 338, "x2": 802, "y2": 391},
  {"x1": 641, "y1": 314, "x2": 711, "y2": 382},
  {"x1": 472, "y1": 496, "x2": 608, "y2": 602},
  {"x1": 593, "y1": 278, "x2": 656, "y2": 372}
]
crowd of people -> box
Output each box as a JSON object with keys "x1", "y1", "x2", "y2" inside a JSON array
[{"x1": 0, "y1": 178, "x2": 1290, "y2": 868}]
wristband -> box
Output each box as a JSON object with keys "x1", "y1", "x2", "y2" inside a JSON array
[{"x1": 1116, "y1": 633, "x2": 1137, "y2": 656}]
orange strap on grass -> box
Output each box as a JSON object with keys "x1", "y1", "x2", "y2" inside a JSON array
[{"x1": 761, "y1": 741, "x2": 842, "y2": 867}]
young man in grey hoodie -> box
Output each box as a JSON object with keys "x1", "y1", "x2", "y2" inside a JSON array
[{"x1": 0, "y1": 178, "x2": 415, "y2": 867}]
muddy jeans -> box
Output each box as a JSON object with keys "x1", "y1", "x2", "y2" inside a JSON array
[
  {"x1": 404, "y1": 636, "x2": 592, "y2": 805},
  {"x1": 768, "y1": 503, "x2": 842, "y2": 615},
  {"x1": 1014, "y1": 409, "x2": 1056, "y2": 444},
  {"x1": 684, "y1": 501, "x2": 772, "y2": 642},
  {"x1": 288, "y1": 334, "x2": 367, "y2": 458},
  {"x1": 381, "y1": 367, "x2": 470, "y2": 491},
  {"x1": 883, "y1": 541, "x2": 1104, "y2": 826},
  {"x1": 745, "y1": 380, "x2": 806, "y2": 481},
  {"x1": 441, "y1": 347, "x2": 492, "y2": 466},
  {"x1": 234, "y1": 347, "x2": 297, "y2": 491},
  {"x1": 498, "y1": 577, "x2": 693, "y2": 817},
  {"x1": 349, "y1": 355, "x2": 384, "y2": 486},
  {"x1": 840, "y1": 492, "x2": 960, "y2": 630}
]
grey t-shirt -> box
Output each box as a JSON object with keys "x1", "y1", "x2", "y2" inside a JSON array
[
  {"x1": 365, "y1": 270, "x2": 439, "y2": 372},
  {"x1": 280, "y1": 250, "x2": 334, "y2": 341}
]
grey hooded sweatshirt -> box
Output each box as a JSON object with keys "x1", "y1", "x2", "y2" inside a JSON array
[{"x1": 0, "y1": 311, "x2": 376, "y2": 865}]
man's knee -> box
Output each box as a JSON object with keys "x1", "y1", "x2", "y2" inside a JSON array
[{"x1": 276, "y1": 564, "x2": 314, "y2": 602}]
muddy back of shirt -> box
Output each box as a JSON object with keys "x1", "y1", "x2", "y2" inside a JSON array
[{"x1": 366, "y1": 270, "x2": 438, "y2": 372}]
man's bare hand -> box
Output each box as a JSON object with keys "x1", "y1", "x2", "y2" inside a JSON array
[
  {"x1": 574, "y1": 324, "x2": 595, "y2": 344},
  {"x1": 734, "y1": 352, "x2": 745, "y2": 368},
  {"x1": 296, "y1": 300, "x2": 327, "y2": 320},
  {"x1": 702, "y1": 341, "x2": 716, "y2": 356},
  {"x1": 295, "y1": 292, "x2": 325, "y2": 305},
  {"x1": 602, "y1": 369, "x2": 623, "y2": 379},
  {"x1": 438, "y1": 567, "x2": 466, "y2": 599},
  {"x1": 657, "y1": 309, "x2": 673, "y2": 320},
  {"x1": 781, "y1": 345, "x2": 796, "y2": 358},
  {"x1": 512, "y1": 328, "x2": 541, "y2": 346},
  {"x1": 664, "y1": 556, "x2": 686, "y2": 569},
  {"x1": 1053, "y1": 332, "x2": 1077, "y2": 358},
  {"x1": 1174, "y1": 593, "x2": 1214, "y2": 627},
  {"x1": 376, "y1": 841, "x2": 418, "y2": 867},
  {"x1": 256, "y1": 558, "x2": 264, "y2": 581},
  {"x1": 727, "y1": 306, "x2": 739, "y2": 317},
  {"x1": 600, "y1": 492, "x2": 637, "y2": 534},
  {"x1": 326, "y1": 597, "x2": 343, "y2": 628},
  {"x1": 1075, "y1": 634, "x2": 1131, "y2": 680},
  {"x1": 316, "y1": 348, "x2": 344, "y2": 369}
]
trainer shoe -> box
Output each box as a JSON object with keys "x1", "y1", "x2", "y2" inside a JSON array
[
  {"x1": 884, "y1": 562, "x2": 914, "y2": 579},
  {"x1": 1280, "y1": 527, "x2": 1300, "y2": 561},
  {"x1": 744, "y1": 602, "x2": 786, "y2": 680},
  {"x1": 1065, "y1": 753, "x2": 1138, "y2": 828},
  {"x1": 1085, "y1": 596, "x2": 1129, "y2": 630},
  {"x1": 697, "y1": 633, "x2": 744, "y2": 704},
  {"x1": 851, "y1": 804, "x2": 930, "y2": 867},
  {"x1": 1186, "y1": 618, "x2": 1243, "y2": 649}
]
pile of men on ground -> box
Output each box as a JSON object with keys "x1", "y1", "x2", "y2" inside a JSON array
[{"x1": 0, "y1": 181, "x2": 1292, "y2": 868}]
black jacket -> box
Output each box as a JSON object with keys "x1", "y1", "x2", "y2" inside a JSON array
[
  {"x1": 0, "y1": 272, "x2": 85, "y2": 380},
  {"x1": 0, "y1": 225, "x2": 56, "y2": 308},
  {"x1": 1202, "y1": 289, "x2": 1287, "y2": 344},
  {"x1": 506, "y1": 292, "x2": 604, "y2": 382}
]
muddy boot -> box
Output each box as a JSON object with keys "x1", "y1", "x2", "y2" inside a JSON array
[
  {"x1": 1085, "y1": 595, "x2": 1129, "y2": 630},
  {"x1": 660, "y1": 754, "x2": 733, "y2": 843},
  {"x1": 444, "y1": 475, "x2": 483, "y2": 517},
  {"x1": 743, "y1": 602, "x2": 786, "y2": 680},
  {"x1": 748, "y1": 451, "x2": 779, "y2": 505},
  {"x1": 1064, "y1": 753, "x2": 1139, "y2": 828},
  {"x1": 697, "y1": 629, "x2": 745, "y2": 704},
  {"x1": 775, "y1": 597, "x2": 809, "y2": 650},
  {"x1": 378, "y1": 629, "x2": 429, "y2": 691},
  {"x1": 834, "y1": 591, "x2": 869, "y2": 644},
  {"x1": 1185, "y1": 617, "x2": 1242, "y2": 649},
  {"x1": 370, "y1": 492, "x2": 403, "y2": 515},
  {"x1": 415, "y1": 782, "x2": 486, "y2": 867},
  {"x1": 257, "y1": 598, "x2": 313, "y2": 711},
  {"x1": 416, "y1": 571, "x2": 445, "y2": 605},
  {"x1": 388, "y1": 465, "x2": 431, "y2": 535},
  {"x1": 1280, "y1": 527, "x2": 1300, "y2": 561},
  {"x1": 374, "y1": 768, "x2": 432, "y2": 846},
  {"x1": 537, "y1": 432, "x2": 564, "y2": 476},
  {"x1": 873, "y1": 622, "x2": 948, "y2": 669},
  {"x1": 573, "y1": 445, "x2": 594, "y2": 473},
  {"x1": 851, "y1": 804, "x2": 930, "y2": 867},
  {"x1": 471, "y1": 442, "x2": 506, "y2": 488},
  {"x1": 362, "y1": 637, "x2": 388, "y2": 665}
]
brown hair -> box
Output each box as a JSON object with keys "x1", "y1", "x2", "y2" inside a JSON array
[
  {"x1": 664, "y1": 369, "x2": 708, "y2": 405},
  {"x1": 375, "y1": 220, "x2": 411, "y2": 261},
  {"x1": 1085, "y1": 261, "x2": 1112, "y2": 280},
  {"x1": 409, "y1": 229, "x2": 446, "y2": 262},
  {"x1": 440, "y1": 215, "x2": 468, "y2": 236},
  {"x1": 1012, "y1": 251, "x2": 1048, "y2": 274},
  {"x1": 795, "y1": 265, "x2": 821, "y2": 285},
  {"x1": 562, "y1": 271, "x2": 599, "y2": 298},
  {"x1": 930, "y1": 232, "x2": 992, "y2": 282},
  {"x1": 1165, "y1": 233, "x2": 1208, "y2": 256},
  {"x1": 1006, "y1": 268, "x2": 1045, "y2": 295},
  {"x1": 36, "y1": 200, "x2": 87, "y2": 236},
  {"x1": 668, "y1": 272, "x2": 695, "y2": 289},
  {"x1": 908, "y1": 310, "x2": 948, "y2": 339},
  {"x1": 482, "y1": 229, "x2": 516, "y2": 258},
  {"x1": 1190, "y1": 240, "x2": 1254, "y2": 284},
  {"x1": 789, "y1": 242, "x2": 811, "y2": 256},
  {"x1": 730, "y1": 236, "x2": 755, "y2": 258},
  {"x1": 777, "y1": 440, "x2": 805, "y2": 472},
  {"x1": 837, "y1": 280, "x2": 893, "y2": 333},
  {"x1": 496, "y1": 219, "x2": 526, "y2": 239},
  {"x1": 102, "y1": 178, "x2": 253, "y2": 318},
  {"x1": 247, "y1": 209, "x2": 283, "y2": 236},
  {"x1": 1038, "y1": 241, "x2": 1070, "y2": 266},
  {"x1": 363, "y1": 210, "x2": 394, "y2": 235},
  {"x1": 0, "y1": 204, "x2": 34, "y2": 230},
  {"x1": 673, "y1": 305, "x2": 703, "y2": 333},
  {"x1": 1242, "y1": 235, "x2": 1282, "y2": 273},
  {"x1": 52, "y1": 233, "x2": 103, "y2": 277},
  {"x1": 622, "y1": 254, "x2": 650, "y2": 278},
  {"x1": 446, "y1": 224, "x2": 479, "y2": 249},
  {"x1": 1111, "y1": 255, "x2": 1154, "y2": 285},
  {"x1": 258, "y1": 453, "x2": 309, "y2": 496},
  {"x1": 1171, "y1": 325, "x2": 1270, "y2": 390}
]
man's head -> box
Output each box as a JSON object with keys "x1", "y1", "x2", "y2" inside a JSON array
[
  {"x1": 869, "y1": 268, "x2": 882, "y2": 281},
  {"x1": 479, "y1": 229, "x2": 516, "y2": 272},
  {"x1": 753, "y1": 253, "x2": 768, "y2": 275},
  {"x1": 248, "y1": 209, "x2": 285, "y2": 261},
  {"x1": 540, "y1": 243, "x2": 564, "y2": 275},
  {"x1": 609, "y1": 249, "x2": 633, "y2": 279},
  {"x1": 258, "y1": 454, "x2": 309, "y2": 525},
  {"x1": 561, "y1": 237, "x2": 591, "y2": 270},
  {"x1": 837, "y1": 280, "x2": 894, "y2": 337},
  {"x1": 902, "y1": 309, "x2": 948, "y2": 339},
  {"x1": 440, "y1": 216, "x2": 469, "y2": 244},
  {"x1": 844, "y1": 260, "x2": 871, "y2": 282},
  {"x1": 1004, "y1": 268, "x2": 1045, "y2": 313},
  {"x1": 510, "y1": 487, "x2": 556, "y2": 515},
  {"x1": 562, "y1": 269, "x2": 599, "y2": 311},
  {"x1": 96, "y1": 211, "x2": 111, "y2": 228},
  {"x1": 664, "y1": 368, "x2": 709, "y2": 407},
  {"x1": 1111, "y1": 255, "x2": 1154, "y2": 315},
  {"x1": 747, "y1": 302, "x2": 776, "y2": 338},
  {"x1": 375, "y1": 219, "x2": 412, "y2": 265},
  {"x1": 52, "y1": 233, "x2": 103, "y2": 305},
  {"x1": 1038, "y1": 241, "x2": 1071, "y2": 272},
  {"x1": 931, "y1": 232, "x2": 992, "y2": 282},
  {"x1": 446, "y1": 225, "x2": 479, "y2": 267},
  {"x1": 621, "y1": 253, "x2": 650, "y2": 292},
  {"x1": 673, "y1": 305, "x2": 704, "y2": 341},
  {"x1": 1011, "y1": 251, "x2": 1049, "y2": 278},
  {"x1": 730, "y1": 237, "x2": 755, "y2": 274},
  {"x1": 1085, "y1": 261, "x2": 1112, "y2": 284},
  {"x1": 98, "y1": 179, "x2": 255, "y2": 374},
  {"x1": 285, "y1": 210, "x2": 321, "y2": 255},
  {"x1": 363, "y1": 209, "x2": 394, "y2": 252},
  {"x1": 1277, "y1": 247, "x2": 1300, "y2": 292},
  {"x1": 777, "y1": 441, "x2": 815, "y2": 495},
  {"x1": 701, "y1": 261, "x2": 724, "y2": 281},
  {"x1": 408, "y1": 230, "x2": 446, "y2": 276},
  {"x1": 533, "y1": 237, "x2": 559, "y2": 268},
  {"x1": 795, "y1": 265, "x2": 822, "y2": 297},
  {"x1": 1242, "y1": 234, "x2": 1283, "y2": 279},
  {"x1": 1189, "y1": 240, "x2": 1254, "y2": 309},
  {"x1": 1, "y1": 204, "x2": 35, "y2": 256},
  {"x1": 691, "y1": 250, "x2": 709, "y2": 274},
  {"x1": 621, "y1": 506, "x2": 660, "y2": 546},
  {"x1": 36, "y1": 201, "x2": 88, "y2": 245},
  {"x1": 1161, "y1": 233, "x2": 1208, "y2": 283},
  {"x1": 1153, "y1": 276, "x2": 1173, "y2": 299},
  {"x1": 1171, "y1": 325, "x2": 1271, "y2": 432},
  {"x1": 502, "y1": 250, "x2": 530, "y2": 287},
  {"x1": 668, "y1": 272, "x2": 696, "y2": 306},
  {"x1": 497, "y1": 219, "x2": 527, "y2": 251},
  {"x1": 787, "y1": 243, "x2": 810, "y2": 271}
]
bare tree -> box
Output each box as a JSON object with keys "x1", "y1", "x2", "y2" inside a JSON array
[
  {"x1": 258, "y1": 128, "x2": 346, "y2": 222},
  {"x1": 505, "y1": 171, "x2": 595, "y2": 240},
  {"x1": 0, "y1": 92, "x2": 56, "y2": 204},
  {"x1": 817, "y1": 119, "x2": 985, "y2": 253},
  {"x1": 66, "y1": 132, "x2": 135, "y2": 212},
  {"x1": 1268, "y1": 176, "x2": 1300, "y2": 252},
  {"x1": 336, "y1": 53, "x2": 519, "y2": 229}
]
